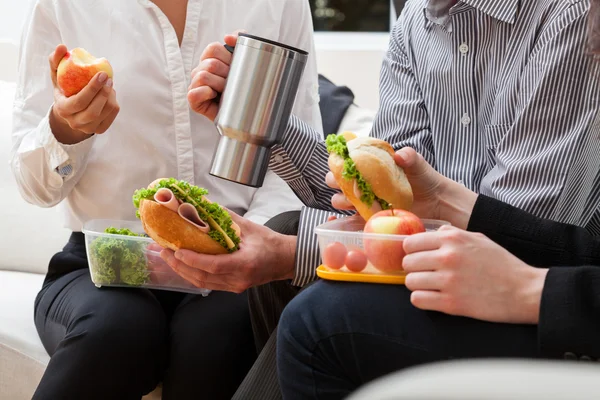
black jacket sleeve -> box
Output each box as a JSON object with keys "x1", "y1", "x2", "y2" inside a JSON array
[
  {"x1": 467, "y1": 195, "x2": 600, "y2": 359},
  {"x1": 467, "y1": 195, "x2": 600, "y2": 267},
  {"x1": 538, "y1": 267, "x2": 600, "y2": 359}
]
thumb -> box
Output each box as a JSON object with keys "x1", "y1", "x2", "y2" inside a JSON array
[
  {"x1": 394, "y1": 147, "x2": 432, "y2": 177},
  {"x1": 224, "y1": 29, "x2": 247, "y2": 47}
]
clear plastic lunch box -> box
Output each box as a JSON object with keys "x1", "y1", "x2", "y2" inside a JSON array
[
  {"x1": 83, "y1": 219, "x2": 211, "y2": 296},
  {"x1": 314, "y1": 216, "x2": 450, "y2": 280}
]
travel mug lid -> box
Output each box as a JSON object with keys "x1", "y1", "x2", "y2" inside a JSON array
[{"x1": 237, "y1": 33, "x2": 309, "y2": 62}]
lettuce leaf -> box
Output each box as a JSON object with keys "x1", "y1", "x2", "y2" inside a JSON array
[
  {"x1": 325, "y1": 133, "x2": 390, "y2": 210},
  {"x1": 342, "y1": 158, "x2": 376, "y2": 207},
  {"x1": 325, "y1": 133, "x2": 349, "y2": 158},
  {"x1": 132, "y1": 178, "x2": 240, "y2": 252},
  {"x1": 104, "y1": 227, "x2": 147, "y2": 237},
  {"x1": 88, "y1": 228, "x2": 150, "y2": 286}
]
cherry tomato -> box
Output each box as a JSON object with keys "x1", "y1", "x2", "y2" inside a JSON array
[
  {"x1": 323, "y1": 242, "x2": 347, "y2": 270},
  {"x1": 345, "y1": 249, "x2": 368, "y2": 272}
]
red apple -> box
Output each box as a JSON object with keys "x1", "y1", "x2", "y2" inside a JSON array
[
  {"x1": 363, "y1": 209, "x2": 425, "y2": 273},
  {"x1": 57, "y1": 48, "x2": 113, "y2": 97}
]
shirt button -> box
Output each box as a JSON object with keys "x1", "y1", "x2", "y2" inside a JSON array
[
  {"x1": 459, "y1": 43, "x2": 469, "y2": 55},
  {"x1": 273, "y1": 155, "x2": 284, "y2": 164},
  {"x1": 460, "y1": 113, "x2": 471, "y2": 126}
]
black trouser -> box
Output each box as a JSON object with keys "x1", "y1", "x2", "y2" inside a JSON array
[
  {"x1": 233, "y1": 211, "x2": 303, "y2": 400},
  {"x1": 33, "y1": 233, "x2": 256, "y2": 400},
  {"x1": 277, "y1": 280, "x2": 541, "y2": 400}
]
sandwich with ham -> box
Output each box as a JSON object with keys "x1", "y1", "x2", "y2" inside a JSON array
[
  {"x1": 326, "y1": 132, "x2": 414, "y2": 221},
  {"x1": 132, "y1": 178, "x2": 241, "y2": 254}
]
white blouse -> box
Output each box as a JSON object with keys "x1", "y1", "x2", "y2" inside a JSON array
[{"x1": 10, "y1": 0, "x2": 323, "y2": 230}]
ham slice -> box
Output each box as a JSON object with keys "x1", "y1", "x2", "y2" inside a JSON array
[
  {"x1": 177, "y1": 203, "x2": 210, "y2": 233},
  {"x1": 154, "y1": 188, "x2": 180, "y2": 212},
  {"x1": 153, "y1": 188, "x2": 210, "y2": 233}
]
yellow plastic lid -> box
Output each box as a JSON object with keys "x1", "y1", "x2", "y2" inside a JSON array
[{"x1": 316, "y1": 265, "x2": 406, "y2": 285}]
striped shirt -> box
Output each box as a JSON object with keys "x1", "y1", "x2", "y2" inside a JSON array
[{"x1": 270, "y1": 0, "x2": 600, "y2": 287}]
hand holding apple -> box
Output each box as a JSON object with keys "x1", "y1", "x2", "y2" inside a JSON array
[
  {"x1": 49, "y1": 44, "x2": 120, "y2": 144},
  {"x1": 363, "y1": 209, "x2": 425, "y2": 273}
]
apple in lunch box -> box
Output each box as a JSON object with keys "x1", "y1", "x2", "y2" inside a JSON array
[
  {"x1": 57, "y1": 48, "x2": 113, "y2": 97},
  {"x1": 363, "y1": 209, "x2": 425, "y2": 273}
]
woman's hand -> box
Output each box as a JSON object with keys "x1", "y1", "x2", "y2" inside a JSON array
[
  {"x1": 49, "y1": 44, "x2": 120, "y2": 145},
  {"x1": 188, "y1": 31, "x2": 244, "y2": 121},
  {"x1": 402, "y1": 225, "x2": 548, "y2": 325}
]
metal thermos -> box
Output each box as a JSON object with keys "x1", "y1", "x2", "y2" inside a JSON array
[{"x1": 209, "y1": 33, "x2": 309, "y2": 188}]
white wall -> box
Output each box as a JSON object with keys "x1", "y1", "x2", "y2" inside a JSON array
[
  {"x1": 0, "y1": 1, "x2": 28, "y2": 45},
  {"x1": 0, "y1": 2, "x2": 387, "y2": 111},
  {"x1": 316, "y1": 49, "x2": 385, "y2": 111}
]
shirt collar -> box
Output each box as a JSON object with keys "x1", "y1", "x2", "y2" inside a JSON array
[
  {"x1": 423, "y1": 0, "x2": 520, "y2": 26},
  {"x1": 460, "y1": 0, "x2": 520, "y2": 24},
  {"x1": 425, "y1": 0, "x2": 457, "y2": 26}
]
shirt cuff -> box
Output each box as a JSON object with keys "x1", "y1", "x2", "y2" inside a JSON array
[
  {"x1": 291, "y1": 206, "x2": 345, "y2": 287},
  {"x1": 39, "y1": 107, "x2": 96, "y2": 178}
]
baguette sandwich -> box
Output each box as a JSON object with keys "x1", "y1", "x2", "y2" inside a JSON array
[
  {"x1": 326, "y1": 132, "x2": 413, "y2": 220},
  {"x1": 132, "y1": 178, "x2": 241, "y2": 254}
]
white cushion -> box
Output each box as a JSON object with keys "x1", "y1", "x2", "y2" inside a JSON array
[
  {"x1": 0, "y1": 81, "x2": 70, "y2": 274},
  {"x1": 0, "y1": 271, "x2": 49, "y2": 365}
]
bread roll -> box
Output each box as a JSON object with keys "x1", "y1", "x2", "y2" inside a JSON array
[
  {"x1": 329, "y1": 137, "x2": 413, "y2": 220},
  {"x1": 139, "y1": 199, "x2": 229, "y2": 255}
]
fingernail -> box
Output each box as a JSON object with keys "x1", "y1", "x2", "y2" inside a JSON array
[
  {"x1": 174, "y1": 251, "x2": 183, "y2": 260},
  {"x1": 105, "y1": 78, "x2": 113, "y2": 88},
  {"x1": 98, "y1": 72, "x2": 108, "y2": 83},
  {"x1": 396, "y1": 149, "x2": 407, "y2": 162}
]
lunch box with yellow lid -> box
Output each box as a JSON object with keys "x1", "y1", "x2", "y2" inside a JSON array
[{"x1": 315, "y1": 215, "x2": 450, "y2": 285}]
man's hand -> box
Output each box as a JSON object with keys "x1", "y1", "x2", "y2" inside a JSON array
[
  {"x1": 327, "y1": 147, "x2": 445, "y2": 217},
  {"x1": 160, "y1": 210, "x2": 297, "y2": 293},
  {"x1": 49, "y1": 44, "x2": 120, "y2": 145},
  {"x1": 402, "y1": 225, "x2": 548, "y2": 325},
  {"x1": 327, "y1": 146, "x2": 477, "y2": 229},
  {"x1": 188, "y1": 30, "x2": 244, "y2": 121}
]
